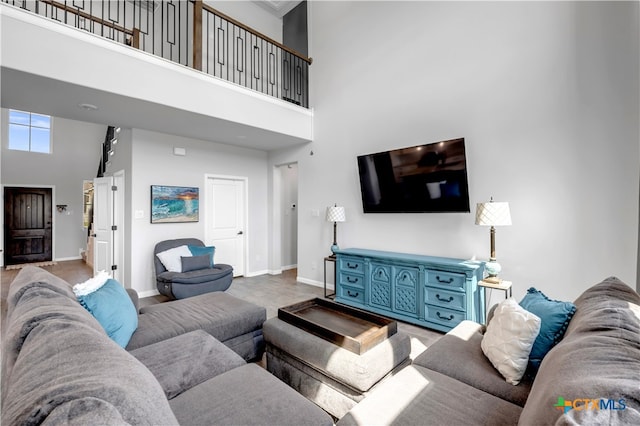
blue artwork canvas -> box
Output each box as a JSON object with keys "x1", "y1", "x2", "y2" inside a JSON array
[{"x1": 151, "y1": 185, "x2": 199, "y2": 223}]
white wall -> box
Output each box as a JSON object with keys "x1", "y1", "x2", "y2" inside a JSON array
[
  {"x1": 126, "y1": 129, "x2": 269, "y2": 296},
  {"x1": 208, "y1": 0, "x2": 283, "y2": 42},
  {"x1": 270, "y1": 1, "x2": 639, "y2": 304},
  {"x1": 1, "y1": 109, "x2": 105, "y2": 263}
]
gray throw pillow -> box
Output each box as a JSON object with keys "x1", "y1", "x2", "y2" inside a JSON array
[{"x1": 181, "y1": 254, "x2": 211, "y2": 272}]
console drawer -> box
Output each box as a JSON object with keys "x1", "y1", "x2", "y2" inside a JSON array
[
  {"x1": 338, "y1": 257, "x2": 365, "y2": 275},
  {"x1": 424, "y1": 304, "x2": 466, "y2": 328},
  {"x1": 339, "y1": 272, "x2": 365, "y2": 289},
  {"x1": 425, "y1": 287, "x2": 466, "y2": 311},
  {"x1": 425, "y1": 270, "x2": 465, "y2": 290},
  {"x1": 338, "y1": 285, "x2": 365, "y2": 305}
]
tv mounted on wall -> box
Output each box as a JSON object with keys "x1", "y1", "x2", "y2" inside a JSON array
[{"x1": 357, "y1": 138, "x2": 470, "y2": 213}]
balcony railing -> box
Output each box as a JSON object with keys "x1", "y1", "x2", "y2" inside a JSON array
[{"x1": 3, "y1": 0, "x2": 311, "y2": 107}]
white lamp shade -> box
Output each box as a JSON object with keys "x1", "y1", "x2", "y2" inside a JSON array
[
  {"x1": 475, "y1": 201, "x2": 512, "y2": 226},
  {"x1": 326, "y1": 206, "x2": 346, "y2": 223}
]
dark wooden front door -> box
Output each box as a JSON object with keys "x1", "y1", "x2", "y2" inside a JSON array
[{"x1": 4, "y1": 187, "x2": 53, "y2": 265}]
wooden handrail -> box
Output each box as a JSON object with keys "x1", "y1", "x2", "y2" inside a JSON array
[
  {"x1": 193, "y1": 0, "x2": 203, "y2": 71},
  {"x1": 41, "y1": 0, "x2": 133, "y2": 36},
  {"x1": 202, "y1": 3, "x2": 312, "y2": 65}
]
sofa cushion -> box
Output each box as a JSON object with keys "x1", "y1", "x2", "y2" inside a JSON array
[
  {"x1": 337, "y1": 365, "x2": 522, "y2": 426},
  {"x1": 126, "y1": 291, "x2": 266, "y2": 351},
  {"x1": 40, "y1": 398, "x2": 132, "y2": 425},
  {"x1": 566, "y1": 276, "x2": 640, "y2": 337},
  {"x1": 130, "y1": 330, "x2": 245, "y2": 399},
  {"x1": 413, "y1": 320, "x2": 532, "y2": 406},
  {"x1": 156, "y1": 264, "x2": 233, "y2": 285},
  {"x1": 481, "y1": 298, "x2": 541, "y2": 385},
  {"x1": 519, "y1": 287, "x2": 576, "y2": 371},
  {"x1": 1, "y1": 279, "x2": 178, "y2": 425},
  {"x1": 169, "y1": 364, "x2": 333, "y2": 426},
  {"x1": 2, "y1": 267, "x2": 106, "y2": 398},
  {"x1": 75, "y1": 278, "x2": 138, "y2": 348},
  {"x1": 519, "y1": 277, "x2": 640, "y2": 425}
]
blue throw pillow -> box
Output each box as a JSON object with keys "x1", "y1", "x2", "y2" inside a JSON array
[
  {"x1": 189, "y1": 245, "x2": 215, "y2": 267},
  {"x1": 519, "y1": 287, "x2": 576, "y2": 371},
  {"x1": 77, "y1": 278, "x2": 138, "y2": 348}
]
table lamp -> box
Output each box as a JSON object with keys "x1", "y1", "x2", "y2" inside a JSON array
[
  {"x1": 326, "y1": 204, "x2": 346, "y2": 257},
  {"x1": 475, "y1": 198, "x2": 511, "y2": 283}
]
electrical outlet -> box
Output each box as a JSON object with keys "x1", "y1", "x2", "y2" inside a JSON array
[{"x1": 311, "y1": 261, "x2": 317, "y2": 270}]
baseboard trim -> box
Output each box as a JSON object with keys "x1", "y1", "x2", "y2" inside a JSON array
[
  {"x1": 137, "y1": 289, "x2": 160, "y2": 298},
  {"x1": 54, "y1": 256, "x2": 83, "y2": 262},
  {"x1": 245, "y1": 269, "x2": 269, "y2": 278},
  {"x1": 296, "y1": 276, "x2": 324, "y2": 288}
]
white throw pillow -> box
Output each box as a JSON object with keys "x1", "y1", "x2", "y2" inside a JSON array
[
  {"x1": 481, "y1": 298, "x2": 541, "y2": 385},
  {"x1": 72, "y1": 270, "x2": 111, "y2": 296},
  {"x1": 156, "y1": 245, "x2": 192, "y2": 272}
]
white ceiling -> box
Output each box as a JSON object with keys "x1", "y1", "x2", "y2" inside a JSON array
[
  {"x1": 252, "y1": 0, "x2": 303, "y2": 18},
  {"x1": 0, "y1": 67, "x2": 310, "y2": 151}
]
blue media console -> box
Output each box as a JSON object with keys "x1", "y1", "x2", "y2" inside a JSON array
[{"x1": 334, "y1": 248, "x2": 485, "y2": 332}]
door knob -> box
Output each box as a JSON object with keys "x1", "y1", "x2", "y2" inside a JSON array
[{"x1": 237, "y1": 231, "x2": 244, "y2": 235}]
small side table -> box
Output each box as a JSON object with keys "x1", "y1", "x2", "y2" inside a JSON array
[
  {"x1": 479, "y1": 279, "x2": 513, "y2": 299},
  {"x1": 479, "y1": 280, "x2": 513, "y2": 323},
  {"x1": 323, "y1": 256, "x2": 336, "y2": 299}
]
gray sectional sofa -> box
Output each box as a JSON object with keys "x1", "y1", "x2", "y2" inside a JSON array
[
  {"x1": 338, "y1": 276, "x2": 640, "y2": 425},
  {"x1": 1, "y1": 266, "x2": 333, "y2": 425}
]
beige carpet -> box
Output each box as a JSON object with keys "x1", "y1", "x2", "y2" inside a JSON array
[{"x1": 5, "y1": 261, "x2": 58, "y2": 270}]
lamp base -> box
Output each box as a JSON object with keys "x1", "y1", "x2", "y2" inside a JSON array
[
  {"x1": 482, "y1": 276, "x2": 503, "y2": 284},
  {"x1": 330, "y1": 244, "x2": 339, "y2": 254},
  {"x1": 485, "y1": 259, "x2": 502, "y2": 276}
]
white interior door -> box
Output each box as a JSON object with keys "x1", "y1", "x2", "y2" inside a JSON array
[
  {"x1": 93, "y1": 176, "x2": 113, "y2": 275},
  {"x1": 112, "y1": 171, "x2": 125, "y2": 284},
  {"x1": 206, "y1": 177, "x2": 246, "y2": 277}
]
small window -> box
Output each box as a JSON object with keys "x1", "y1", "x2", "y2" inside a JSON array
[{"x1": 8, "y1": 109, "x2": 51, "y2": 153}]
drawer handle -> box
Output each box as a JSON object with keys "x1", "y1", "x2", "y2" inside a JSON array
[
  {"x1": 436, "y1": 294, "x2": 454, "y2": 303},
  {"x1": 436, "y1": 276, "x2": 454, "y2": 284},
  {"x1": 436, "y1": 312, "x2": 454, "y2": 321},
  {"x1": 347, "y1": 290, "x2": 359, "y2": 298},
  {"x1": 347, "y1": 262, "x2": 359, "y2": 269},
  {"x1": 347, "y1": 276, "x2": 359, "y2": 284}
]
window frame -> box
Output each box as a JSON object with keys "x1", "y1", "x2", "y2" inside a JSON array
[{"x1": 6, "y1": 109, "x2": 53, "y2": 154}]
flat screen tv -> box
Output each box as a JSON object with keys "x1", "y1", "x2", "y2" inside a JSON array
[{"x1": 357, "y1": 138, "x2": 470, "y2": 213}]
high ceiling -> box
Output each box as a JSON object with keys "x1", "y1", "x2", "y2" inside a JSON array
[
  {"x1": 252, "y1": 0, "x2": 303, "y2": 17},
  {"x1": 0, "y1": 1, "x2": 310, "y2": 152}
]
